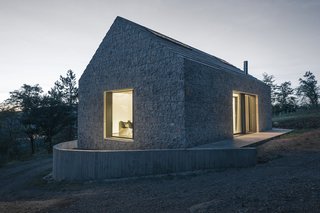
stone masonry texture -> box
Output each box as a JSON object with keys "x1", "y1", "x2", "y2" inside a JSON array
[
  {"x1": 184, "y1": 59, "x2": 271, "y2": 147},
  {"x1": 78, "y1": 17, "x2": 272, "y2": 150}
]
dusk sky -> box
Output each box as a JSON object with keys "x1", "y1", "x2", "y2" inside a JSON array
[{"x1": 0, "y1": 0, "x2": 319, "y2": 102}]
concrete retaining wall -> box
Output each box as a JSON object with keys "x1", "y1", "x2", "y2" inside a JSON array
[{"x1": 53, "y1": 141, "x2": 257, "y2": 181}]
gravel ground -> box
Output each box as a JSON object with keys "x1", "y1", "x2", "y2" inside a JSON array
[{"x1": 0, "y1": 129, "x2": 319, "y2": 213}]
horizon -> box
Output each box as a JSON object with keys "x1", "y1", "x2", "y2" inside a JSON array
[{"x1": 0, "y1": 0, "x2": 319, "y2": 102}]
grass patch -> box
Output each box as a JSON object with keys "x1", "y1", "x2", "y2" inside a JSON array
[
  {"x1": 272, "y1": 109, "x2": 320, "y2": 129},
  {"x1": 257, "y1": 127, "x2": 320, "y2": 163},
  {"x1": 278, "y1": 129, "x2": 312, "y2": 139}
]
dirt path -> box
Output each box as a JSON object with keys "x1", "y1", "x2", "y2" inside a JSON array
[
  {"x1": 0, "y1": 155, "x2": 52, "y2": 200},
  {"x1": 0, "y1": 129, "x2": 320, "y2": 213}
]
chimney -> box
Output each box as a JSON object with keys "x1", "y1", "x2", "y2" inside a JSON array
[{"x1": 243, "y1": 61, "x2": 248, "y2": 74}]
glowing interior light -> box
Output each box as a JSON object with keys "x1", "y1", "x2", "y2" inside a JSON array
[
  {"x1": 112, "y1": 90, "x2": 133, "y2": 138},
  {"x1": 233, "y1": 93, "x2": 241, "y2": 134}
]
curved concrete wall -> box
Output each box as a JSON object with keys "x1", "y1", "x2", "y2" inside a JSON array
[{"x1": 53, "y1": 141, "x2": 257, "y2": 181}]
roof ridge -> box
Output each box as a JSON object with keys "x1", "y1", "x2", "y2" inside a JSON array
[{"x1": 115, "y1": 16, "x2": 245, "y2": 74}]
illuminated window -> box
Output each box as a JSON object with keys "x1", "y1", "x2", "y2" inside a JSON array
[
  {"x1": 233, "y1": 93, "x2": 242, "y2": 134},
  {"x1": 105, "y1": 89, "x2": 133, "y2": 139},
  {"x1": 233, "y1": 91, "x2": 257, "y2": 134}
]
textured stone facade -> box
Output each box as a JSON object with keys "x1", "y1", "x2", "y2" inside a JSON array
[
  {"x1": 78, "y1": 17, "x2": 272, "y2": 150},
  {"x1": 184, "y1": 59, "x2": 272, "y2": 147}
]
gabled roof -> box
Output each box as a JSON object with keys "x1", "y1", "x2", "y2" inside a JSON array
[{"x1": 116, "y1": 16, "x2": 246, "y2": 75}]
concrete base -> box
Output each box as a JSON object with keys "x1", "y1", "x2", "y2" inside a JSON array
[{"x1": 53, "y1": 141, "x2": 256, "y2": 181}]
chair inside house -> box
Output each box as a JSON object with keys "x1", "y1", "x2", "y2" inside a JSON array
[{"x1": 119, "y1": 120, "x2": 133, "y2": 138}]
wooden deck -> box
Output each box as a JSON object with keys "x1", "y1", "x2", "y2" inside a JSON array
[{"x1": 192, "y1": 128, "x2": 292, "y2": 149}]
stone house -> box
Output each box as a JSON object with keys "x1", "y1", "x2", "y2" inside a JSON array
[{"x1": 78, "y1": 16, "x2": 272, "y2": 150}]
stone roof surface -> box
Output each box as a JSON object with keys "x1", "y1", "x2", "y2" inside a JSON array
[{"x1": 116, "y1": 16, "x2": 246, "y2": 75}]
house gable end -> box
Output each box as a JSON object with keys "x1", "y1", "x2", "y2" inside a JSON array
[{"x1": 78, "y1": 17, "x2": 186, "y2": 149}]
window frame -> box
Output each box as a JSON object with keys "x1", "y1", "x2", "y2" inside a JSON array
[
  {"x1": 104, "y1": 89, "x2": 134, "y2": 140},
  {"x1": 232, "y1": 90, "x2": 259, "y2": 135}
]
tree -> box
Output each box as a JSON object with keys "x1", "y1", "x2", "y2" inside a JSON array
[
  {"x1": 49, "y1": 70, "x2": 78, "y2": 105},
  {"x1": 0, "y1": 103, "x2": 23, "y2": 164},
  {"x1": 262, "y1": 72, "x2": 277, "y2": 106},
  {"x1": 37, "y1": 95, "x2": 69, "y2": 153},
  {"x1": 5, "y1": 84, "x2": 43, "y2": 154},
  {"x1": 274, "y1": 81, "x2": 297, "y2": 114},
  {"x1": 33, "y1": 70, "x2": 79, "y2": 153},
  {"x1": 297, "y1": 71, "x2": 319, "y2": 108},
  {"x1": 1, "y1": 71, "x2": 78, "y2": 154},
  {"x1": 49, "y1": 70, "x2": 78, "y2": 140}
]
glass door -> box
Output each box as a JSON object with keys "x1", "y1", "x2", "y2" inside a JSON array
[
  {"x1": 245, "y1": 94, "x2": 257, "y2": 133},
  {"x1": 233, "y1": 92, "x2": 257, "y2": 134},
  {"x1": 233, "y1": 93, "x2": 242, "y2": 134}
]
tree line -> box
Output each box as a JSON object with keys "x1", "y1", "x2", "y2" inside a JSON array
[
  {"x1": 0, "y1": 69, "x2": 319, "y2": 165},
  {"x1": 262, "y1": 71, "x2": 319, "y2": 115},
  {"x1": 0, "y1": 70, "x2": 78, "y2": 164}
]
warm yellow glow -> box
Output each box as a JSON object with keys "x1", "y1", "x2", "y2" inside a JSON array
[
  {"x1": 112, "y1": 90, "x2": 133, "y2": 138},
  {"x1": 233, "y1": 91, "x2": 258, "y2": 134},
  {"x1": 103, "y1": 91, "x2": 107, "y2": 139},
  {"x1": 245, "y1": 94, "x2": 257, "y2": 133},
  {"x1": 256, "y1": 96, "x2": 259, "y2": 132},
  {"x1": 233, "y1": 93, "x2": 241, "y2": 134}
]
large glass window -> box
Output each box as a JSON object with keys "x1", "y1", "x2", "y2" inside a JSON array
[
  {"x1": 233, "y1": 91, "x2": 257, "y2": 134},
  {"x1": 245, "y1": 94, "x2": 257, "y2": 133},
  {"x1": 105, "y1": 89, "x2": 133, "y2": 139},
  {"x1": 233, "y1": 93, "x2": 242, "y2": 134}
]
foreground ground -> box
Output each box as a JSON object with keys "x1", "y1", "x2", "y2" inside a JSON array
[{"x1": 0, "y1": 129, "x2": 319, "y2": 213}]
